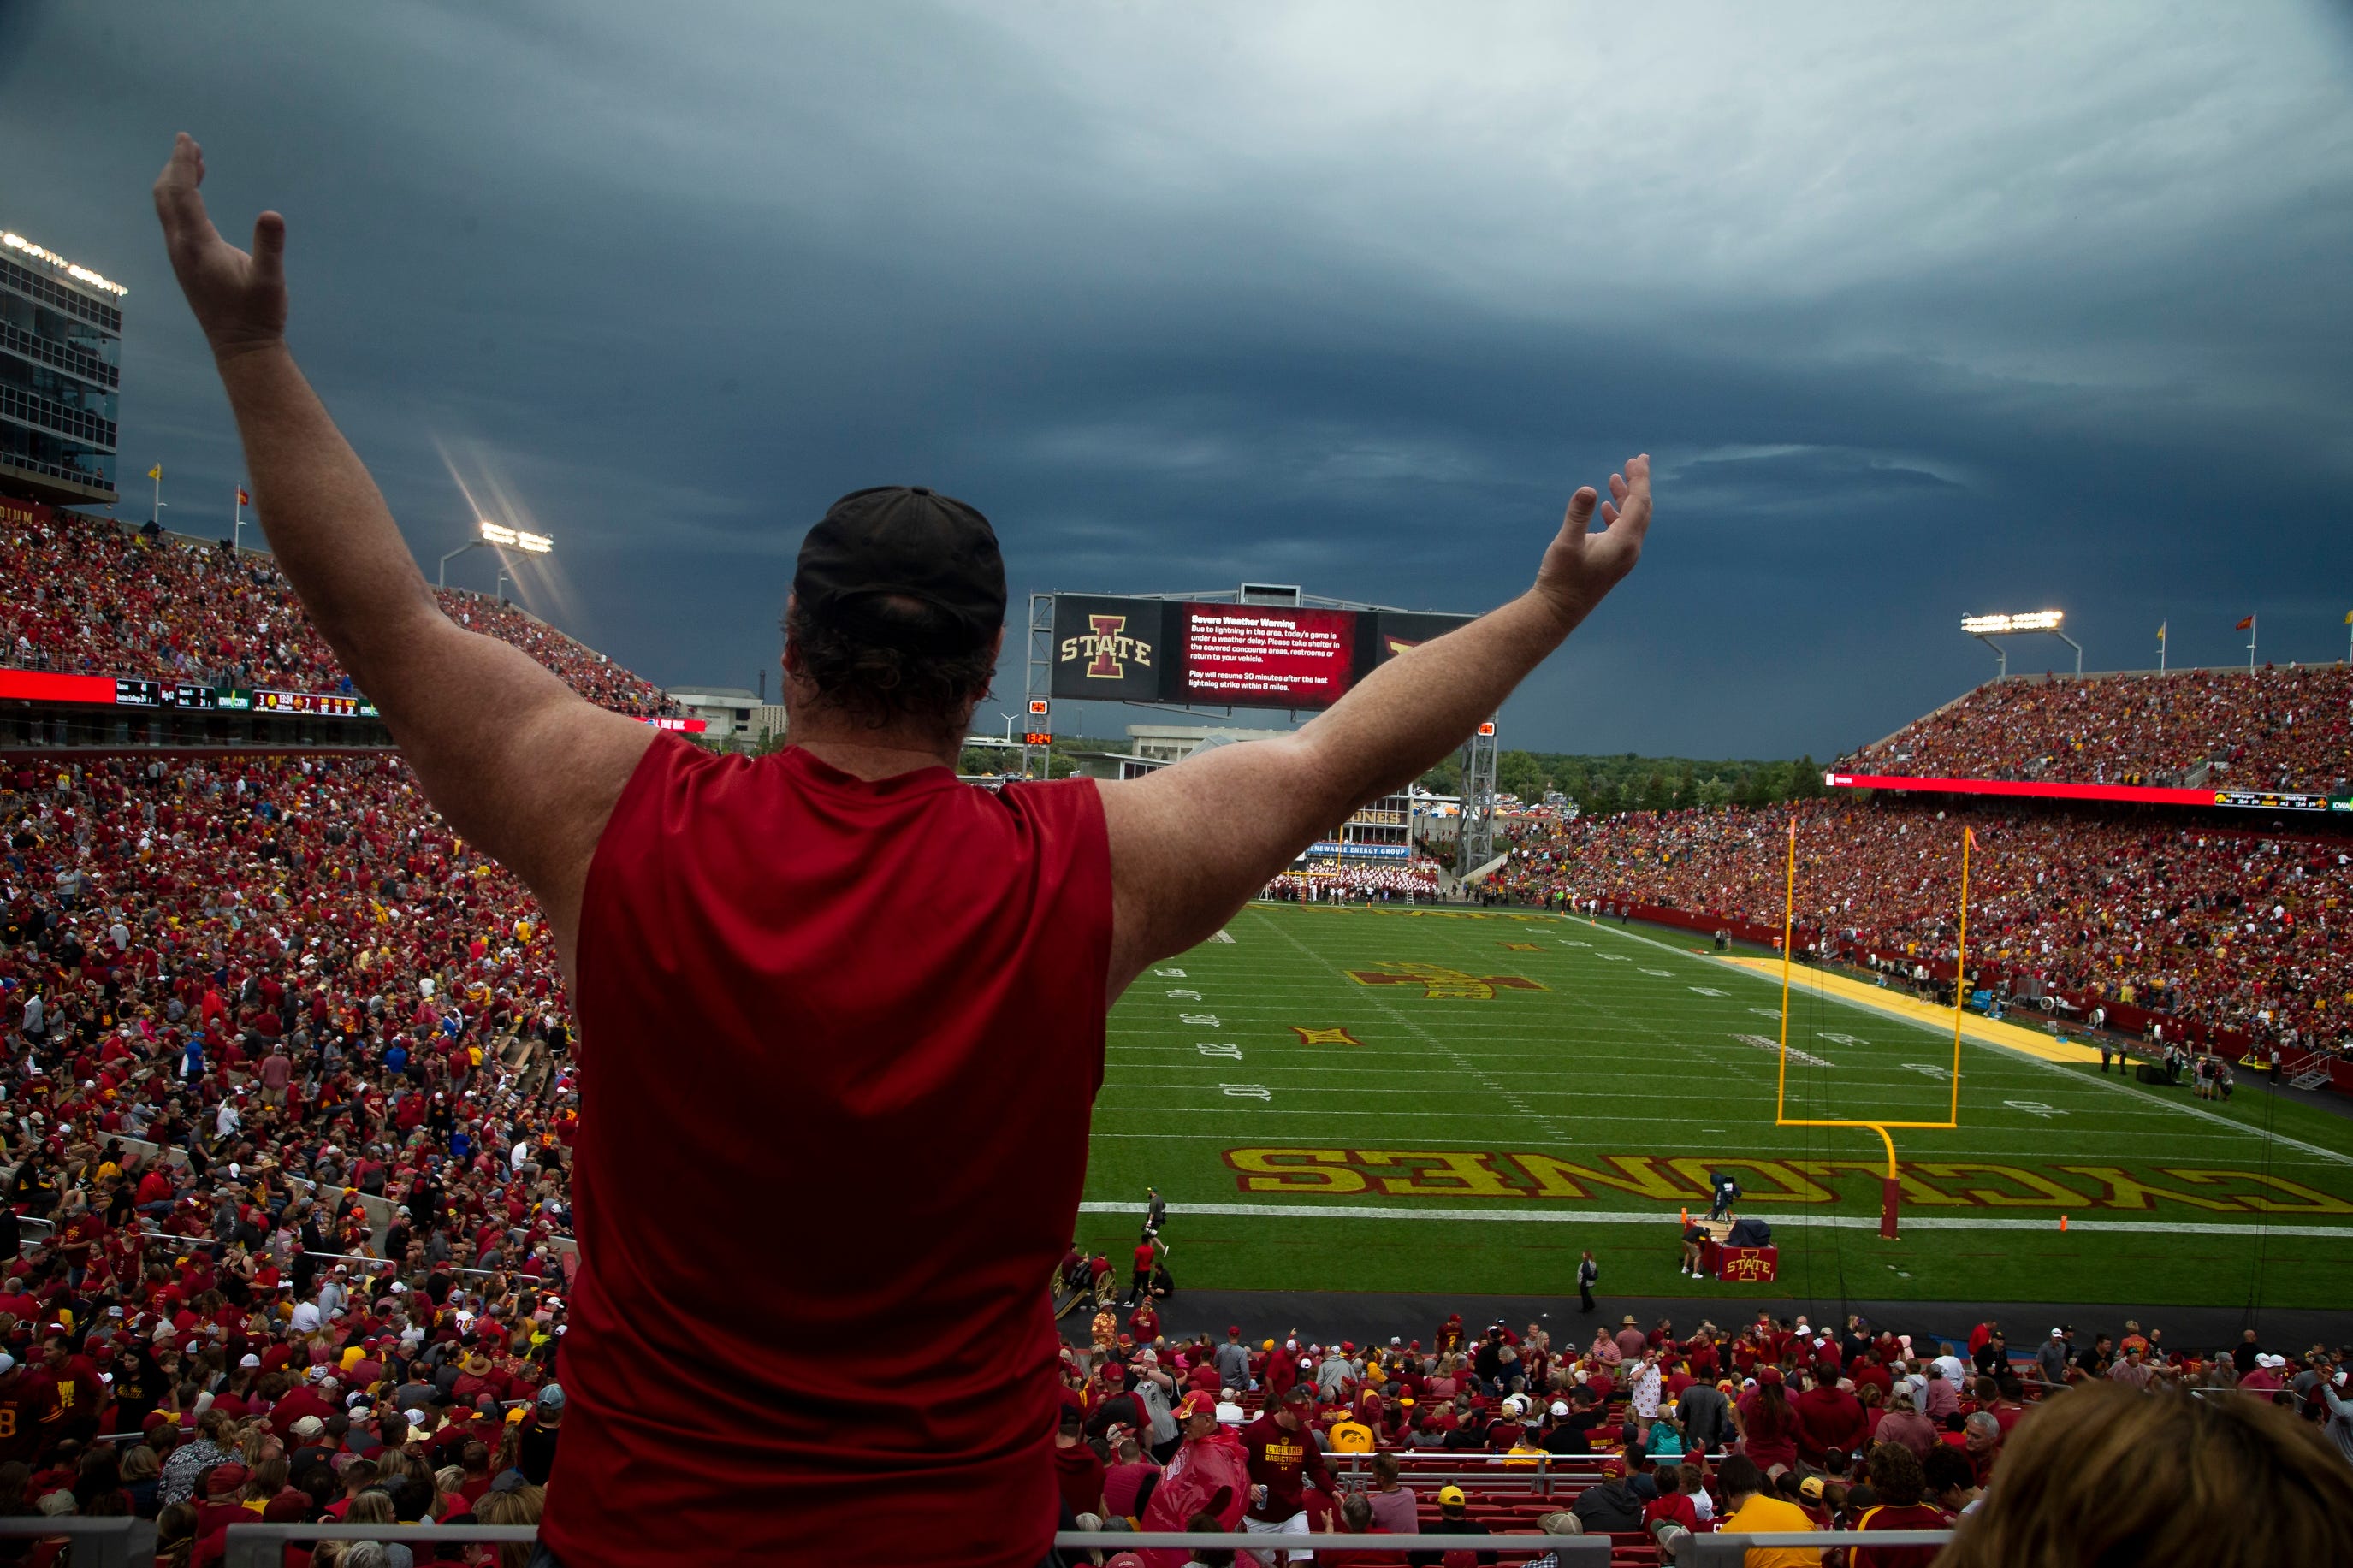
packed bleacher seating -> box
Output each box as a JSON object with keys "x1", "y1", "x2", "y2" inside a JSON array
[
  {"x1": 1265, "y1": 857, "x2": 1447, "y2": 902},
  {"x1": 1043, "y1": 1299, "x2": 2353, "y2": 1561},
  {"x1": 1499, "y1": 796, "x2": 2353, "y2": 1055},
  {"x1": 1, "y1": 751, "x2": 578, "y2": 1255},
  {"x1": 1, "y1": 502, "x2": 678, "y2": 715},
  {"x1": 1847, "y1": 666, "x2": 2353, "y2": 793}
]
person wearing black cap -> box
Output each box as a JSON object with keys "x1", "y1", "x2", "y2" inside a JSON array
[{"x1": 152, "y1": 131, "x2": 1652, "y2": 1568}]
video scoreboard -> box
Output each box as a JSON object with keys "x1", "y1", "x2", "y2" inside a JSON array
[{"x1": 1048, "y1": 596, "x2": 1476, "y2": 711}]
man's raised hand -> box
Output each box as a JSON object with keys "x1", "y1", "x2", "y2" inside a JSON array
[
  {"x1": 152, "y1": 133, "x2": 288, "y2": 362},
  {"x1": 1532, "y1": 453, "x2": 1652, "y2": 629}
]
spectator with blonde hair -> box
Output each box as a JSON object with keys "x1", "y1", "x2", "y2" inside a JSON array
[{"x1": 473, "y1": 1480, "x2": 547, "y2": 1568}]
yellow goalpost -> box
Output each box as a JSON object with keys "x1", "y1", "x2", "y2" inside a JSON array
[{"x1": 1773, "y1": 816, "x2": 1971, "y2": 1240}]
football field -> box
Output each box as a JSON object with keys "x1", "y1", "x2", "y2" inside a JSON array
[{"x1": 1076, "y1": 901, "x2": 2353, "y2": 1311}]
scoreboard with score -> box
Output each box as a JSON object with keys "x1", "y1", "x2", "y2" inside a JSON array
[{"x1": 250, "y1": 688, "x2": 376, "y2": 718}]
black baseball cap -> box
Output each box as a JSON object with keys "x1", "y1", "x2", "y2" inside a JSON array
[{"x1": 793, "y1": 486, "x2": 1005, "y2": 654}]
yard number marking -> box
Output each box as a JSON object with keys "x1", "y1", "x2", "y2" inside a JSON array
[
  {"x1": 1196, "y1": 1044, "x2": 1243, "y2": 1060},
  {"x1": 1689, "y1": 986, "x2": 1728, "y2": 997},
  {"x1": 1904, "y1": 1062, "x2": 1952, "y2": 1080},
  {"x1": 1220, "y1": 1083, "x2": 1271, "y2": 1101},
  {"x1": 1180, "y1": 1013, "x2": 1221, "y2": 1027},
  {"x1": 1153, "y1": 968, "x2": 1186, "y2": 978},
  {"x1": 1166, "y1": 989, "x2": 1203, "y2": 1000},
  {"x1": 2004, "y1": 1099, "x2": 2066, "y2": 1119}
]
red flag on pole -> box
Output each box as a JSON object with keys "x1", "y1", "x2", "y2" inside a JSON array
[
  {"x1": 236, "y1": 487, "x2": 251, "y2": 506},
  {"x1": 2235, "y1": 615, "x2": 2255, "y2": 630}
]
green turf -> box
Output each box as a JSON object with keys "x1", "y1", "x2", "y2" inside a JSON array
[{"x1": 1076, "y1": 901, "x2": 2353, "y2": 1310}]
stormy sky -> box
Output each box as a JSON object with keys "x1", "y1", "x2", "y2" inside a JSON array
[{"x1": 6, "y1": 2, "x2": 2350, "y2": 759}]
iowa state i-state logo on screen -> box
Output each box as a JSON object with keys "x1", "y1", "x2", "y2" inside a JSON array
[{"x1": 1049, "y1": 597, "x2": 1175, "y2": 702}]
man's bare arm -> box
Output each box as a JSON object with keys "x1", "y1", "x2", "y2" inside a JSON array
[
  {"x1": 1098, "y1": 457, "x2": 1651, "y2": 994},
  {"x1": 154, "y1": 134, "x2": 651, "y2": 952}
]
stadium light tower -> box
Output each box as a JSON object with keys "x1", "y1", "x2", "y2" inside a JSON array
[
  {"x1": 437, "y1": 518, "x2": 553, "y2": 587},
  {"x1": 1960, "y1": 610, "x2": 2080, "y2": 679}
]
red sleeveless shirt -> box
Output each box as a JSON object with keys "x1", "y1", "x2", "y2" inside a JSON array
[{"x1": 541, "y1": 737, "x2": 1111, "y2": 1565}]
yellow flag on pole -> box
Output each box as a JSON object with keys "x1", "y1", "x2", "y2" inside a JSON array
[{"x1": 146, "y1": 464, "x2": 162, "y2": 481}]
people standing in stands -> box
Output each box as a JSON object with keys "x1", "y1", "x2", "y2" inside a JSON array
[{"x1": 1242, "y1": 1385, "x2": 1338, "y2": 1561}]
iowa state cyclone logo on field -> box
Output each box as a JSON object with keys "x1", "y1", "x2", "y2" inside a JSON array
[
  {"x1": 1059, "y1": 614, "x2": 1154, "y2": 679},
  {"x1": 1347, "y1": 962, "x2": 1547, "y2": 1000}
]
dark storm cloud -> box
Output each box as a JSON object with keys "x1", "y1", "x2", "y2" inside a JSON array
[{"x1": 4, "y1": 2, "x2": 2349, "y2": 756}]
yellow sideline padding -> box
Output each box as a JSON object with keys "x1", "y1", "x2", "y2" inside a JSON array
[{"x1": 1715, "y1": 955, "x2": 2106, "y2": 1066}]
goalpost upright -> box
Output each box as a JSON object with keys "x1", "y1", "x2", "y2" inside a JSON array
[{"x1": 1774, "y1": 814, "x2": 1971, "y2": 1240}]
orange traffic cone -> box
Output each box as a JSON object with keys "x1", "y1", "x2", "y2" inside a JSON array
[{"x1": 2059, "y1": 1216, "x2": 2068, "y2": 1231}]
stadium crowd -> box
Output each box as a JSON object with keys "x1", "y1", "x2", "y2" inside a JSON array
[
  {"x1": 1046, "y1": 1302, "x2": 2353, "y2": 1561},
  {"x1": 1848, "y1": 666, "x2": 2353, "y2": 794},
  {"x1": 1500, "y1": 796, "x2": 2353, "y2": 1057},
  {"x1": 1, "y1": 504, "x2": 676, "y2": 716},
  {"x1": 2, "y1": 498, "x2": 2349, "y2": 1558},
  {"x1": 1264, "y1": 859, "x2": 1447, "y2": 902},
  {"x1": 0, "y1": 749, "x2": 581, "y2": 1251},
  {"x1": 0, "y1": 749, "x2": 578, "y2": 1557}
]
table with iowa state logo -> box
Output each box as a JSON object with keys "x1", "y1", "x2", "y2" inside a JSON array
[{"x1": 1697, "y1": 1235, "x2": 1781, "y2": 1283}]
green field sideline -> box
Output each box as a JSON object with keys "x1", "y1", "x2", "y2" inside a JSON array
[{"x1": 1076, "y1": 901, "x2": 2353, "y2": 1310}]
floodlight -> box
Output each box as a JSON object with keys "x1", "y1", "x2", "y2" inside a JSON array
[
  {"x1": 1959, "y1": 611, "x2": 2064, "y2": 636},
  {"x1": 478, "y1": 521, "x2": 519, "y2": 546},
  {"x1": 2, "y1": 232, "x2": 129, "y2": 296},
  {"x1": 1961, "y1": 609, "x2": 2079, "y2": 677},
  {"x1": 513, "y1": 530, "x2": 554, "y2": 553}
]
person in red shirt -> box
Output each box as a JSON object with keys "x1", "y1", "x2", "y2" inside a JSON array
[
  {"x1": 0, "y1": 1355, "x2": 40, "y2": 1469},
  {"x1": 53, "y1": 1193, "x2": 105, "y2": 1287},
  {"x1": 151, "y1": 129, "x2": 1651, "y2": 1568},
  {"x1": 1852, "y1": 1441, "x2": 1954, "y2": 1568},
  {"x1": 1242, "y1": 1384, "x2": 1337, "y2": 1557},
  {"x1": 36, "y1": 1332, "x2": 104, "y2": 1453},
  {"x1": 1736, "y1": 1366, "x2": 1802, "y2": 1475},
  {"x1": 1051, "y1": 1404, "x2": 1106, "y2": 1522},
  {"x1": 1125, "y1": 1234, "x2": 1160, "y2": 1309},
  {"x1": 1793, "y1": 1368, "x2": 1870, "y2": 1466}
]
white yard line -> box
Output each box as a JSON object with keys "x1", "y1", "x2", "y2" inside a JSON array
[
  {"x1": 1255, "y1": 913, "x2": 1574, "y2": 1142},
  {"x1": 1075, "y1": 1199, "x2": 2353, "y2": 1239},
  {"x1": 1563, "y1": 916, "x2": 2353, "y2": 1170}
]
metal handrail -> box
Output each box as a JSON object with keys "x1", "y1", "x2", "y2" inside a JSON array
[
  {"x1": 0, "y1": 1517, "x2": 140, "y2": 1568},
  {"x1": 222, "y1": 1524, "x2": 1617, "y2": 1567},
  {"x1": 225, "y1": 1523, "x2": 538, "y2": 1568},
  {"x1": 1064, "y1": 1530, "x2": 1608, "y2": 1559},
  {"x1": 1685, "y1": 1530, "x2": 1956, "y2": 1565}
]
